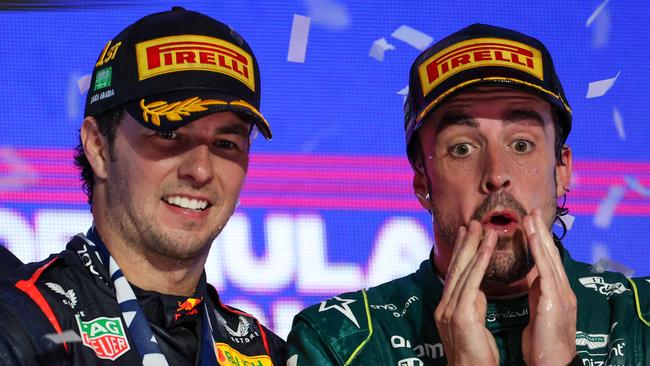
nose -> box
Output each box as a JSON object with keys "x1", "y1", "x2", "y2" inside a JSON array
[
  {"x1": 178, "y1": 145, "x2": 214, "y2": 187},
  {"x1": 480, "y1": 145, "x2": 512, "y2": 193}
]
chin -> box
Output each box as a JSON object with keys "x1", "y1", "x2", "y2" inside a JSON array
[{"x1": 483, "y1": 249, "x2": 534, "y2": 285}]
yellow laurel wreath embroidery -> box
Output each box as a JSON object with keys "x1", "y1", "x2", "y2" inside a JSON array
[{"x1": 140, "y1": 97, "x2": 228, "y2": 126}]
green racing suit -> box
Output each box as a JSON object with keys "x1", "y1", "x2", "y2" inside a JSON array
[{"x1": 287, "y1": 243, "x2": 650, "y2": 365}]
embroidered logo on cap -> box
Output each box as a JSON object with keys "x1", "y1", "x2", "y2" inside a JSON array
[
  {"x1": 135, "y1": 35, "x2": 255, "y2": 91},
  {"x1": 418, "y1": 37, "x2": 544, "y2": 96},
  {"x1": 139, "y1": 96, "x2": 228, "y2": 126},
  {"x1": 76, "y1": 315, "x2": 131, "y2": 360},
  {"x1": 93, "y1": 67, "x2": 113, "y2": 91}
]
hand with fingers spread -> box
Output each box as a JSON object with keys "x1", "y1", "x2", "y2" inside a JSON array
[
  {"x1": 433, "y1": 220, "x2": 499, "y2": 366},
  {"x1": 521, "y1": 208, "x2": 577, "y2": 366}
]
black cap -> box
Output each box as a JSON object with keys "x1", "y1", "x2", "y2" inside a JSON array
[
  {"x1": 404, "y1": 23, "x2": 571, "y2": 165},
  {"x1": 84, "y1": 6, "x2": 271, "y2": 139}
]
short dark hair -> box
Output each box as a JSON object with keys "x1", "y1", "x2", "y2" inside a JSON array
[{"x1": 74, "y1": 108, "x2": 124, "y2": 209}]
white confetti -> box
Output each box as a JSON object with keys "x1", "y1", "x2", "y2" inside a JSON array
[
  {"x1": 76, "y1": 74, "x2": 92, "y2": 94},
  {"x1": 368, "y1": 38, "x2": 395, "y2": 62},
  {"x1": 44, "y1": 330, "x2": 81, "y2": 344},
  {"x1": 591, "y1": 257, "x2": 634, "y2": 277},
  {"x1": 391, "y1": 25, "x2": 433, "y2": 51},
  {"x1": 612, "y1": 107, "x2": 625, "y2": 140},
  {"x1": 593, "y1": 186, "x2": 625, "y2": 229},
  {"x1": 305, "y1": 0, "x2": 349, "y2": 30},
  {"x1": 591, "y1": 6, "x2": 610, "y2": 48},
  {"x1": 591, "y1": 257, "x2": 608, "y2": 274},
  {"x1": 586, "y1": 0, "x2": 610, "y2": 27},
  {"x1": 397, "y1": 85, "x2": 409, "y2": 104},
  {"x1": 623, "y1": 175, "x2": 650, "y2": 197},
  {"x1": 591, "y1": 242, "x2": 609, "y2": 267},
  {"x1": 555, "y1": 213, "x2": 575, "y2": 231},
  {"x1": 586, "y1": 71, "x2": 620, "y2": 98},
  {"x1": 287, "y1": 14, "x2": 311, "y2": 63}
]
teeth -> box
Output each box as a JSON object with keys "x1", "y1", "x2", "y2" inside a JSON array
[{"x1": 165, "y1": 196, "x2": 208, "y2": 210}]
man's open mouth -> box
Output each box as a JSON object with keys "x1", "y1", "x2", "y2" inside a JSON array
[{"x1": 482, "y1": 210, "x2": 520, "y2": 233}]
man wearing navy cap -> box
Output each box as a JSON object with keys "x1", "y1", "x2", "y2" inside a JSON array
[
  {"x1": 0, "y1": 7, "x2": 285, "y2": 365},
  {"x1": 287, "y1": 24, "x2": 650, "y2": 365}
]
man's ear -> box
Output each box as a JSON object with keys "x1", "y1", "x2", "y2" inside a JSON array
[
  {"x1": 413, "y1": 160, "x2": 433, "y2": 210},
  {"x1": 80, "y1": 116, "x2": 110, "y2": 180},
  {"x1": 555, "y1": 145, "x2": 573, "y2": 197}
]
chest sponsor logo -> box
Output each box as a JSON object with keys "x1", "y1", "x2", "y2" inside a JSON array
[
  {"x1": 398, "y1": 358, "x2": 423, "y2": 366},
  {"x1": 44, "y1": 282, "x2": 77, "y2": 309},
  {"x1": 135, "y1": 35, "x2": 255, "y2": 91},
  {"x1": 486, "y1": 308, "x2": 528, "y2": 323},
  {"x1": 579, "y1": 276, "x2": 627, "y2": 298},
  {"x1": 76, "y1": 241, "x2": 100, "y2": 277},
  {"x1": 216, "y1": 311, "x2": 260, "y2": 344},
  {"x1": 215, "y1": 342, "x2": 272, "y2": 366},
  {"x1": 418, "y1": 37, "x2": 543, "y2": 96},
  {"x1": 391, "y1": 335, "x2": 444, "y2": 361},
  {"x1": 76, "y1": 315, "x2": 130, "y2": 360},
  {"x1": 575, "y1": 331, "x2": 608, "y2": 350},
  {"x1": 175, "y1": 297, "x2": 202, "y2": 321}
]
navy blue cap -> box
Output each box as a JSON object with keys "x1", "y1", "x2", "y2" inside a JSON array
[
  {"x1": 404, "y1": 23, "x2": 571, "y2": 164},
  {"x1": 85, "y1": 6, "x2": 271, "y2": 139}
]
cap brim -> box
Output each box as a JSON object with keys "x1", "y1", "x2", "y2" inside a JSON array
[
  {"x1": 124, "y1": 90, "x2": 272, "y2": 140},
  {"x1": 413, "y1": 77, "x2": 572, "y2": 134}
]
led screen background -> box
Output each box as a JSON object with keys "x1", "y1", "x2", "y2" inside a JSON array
[{"x1": 0, "y1": 1, "x2": 648, "y2": 338}]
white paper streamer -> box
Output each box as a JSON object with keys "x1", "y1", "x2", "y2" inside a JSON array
[
  {"x1": 391, "y1": 25, "x2": 433, "y2": 51},
  {"x1": 369, "y1": 38, "x2": 395, "y2": 62},
  {"x1": 287, "y1": 14, "x2": 311, "y2": 63}
]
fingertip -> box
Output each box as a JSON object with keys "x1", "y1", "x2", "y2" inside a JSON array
[
  {"x1": 484, "y1": 228, "x2": 496, "y2": 243},
  {"x1": 457, "y1": 225, "x2": 467, "y2": 236}
]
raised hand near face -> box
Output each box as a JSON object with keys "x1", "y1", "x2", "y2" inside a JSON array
[
  {"x1": 521, "y1": 208, "x2": 577, "y2": 366},
  {"x1": 434, "y1": 220, "x2": 500, "y2": 366}
]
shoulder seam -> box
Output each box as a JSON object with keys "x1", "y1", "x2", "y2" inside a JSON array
[
  {"x1": 627, "y1": 278, "x2": 650, "y2": 327},
  {"x1": 13, "y1": 257, "x2": 69, "y2": 352},
  {"x1": 344, "y1": 289, "x2": 373, "y2": 365}
]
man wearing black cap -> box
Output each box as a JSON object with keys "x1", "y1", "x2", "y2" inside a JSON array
[
  {"x1": 286, "y1": 24, "x2": 650, "y2": 365},
  {"x1": 0, "y1": 7, "x2": 285, "y2": 365}
]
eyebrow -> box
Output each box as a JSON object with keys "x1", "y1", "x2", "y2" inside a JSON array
[
  {"x1": 502, "y1": 109, "x2": 545, "y2": 126},
  {"x1": 434, "y1": 111, "x2": 479, "y2": 135},
  {"x1": 215, "y1": 122, "x2": 252, "y2": 138}
]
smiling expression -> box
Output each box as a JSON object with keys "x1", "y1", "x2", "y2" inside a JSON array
[{"x1": 94, "y1": 111, "x2": 251, "y2": 261}]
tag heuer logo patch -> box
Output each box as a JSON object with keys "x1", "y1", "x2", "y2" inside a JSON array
[{"x1": 76, "y1": 315, "x2": 130, "y2": 360}]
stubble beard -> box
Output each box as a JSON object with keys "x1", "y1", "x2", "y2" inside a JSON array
[
  {"x1": 103, "y1": 163, "x2": 222, "y2": 262},
  {"x1": 432, "y1": 191, "x2": 556, "y2": 285}
]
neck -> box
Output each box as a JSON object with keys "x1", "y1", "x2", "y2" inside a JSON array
[{"x1": 94, "y1": 223, "x2": 207, "y2": 297}]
